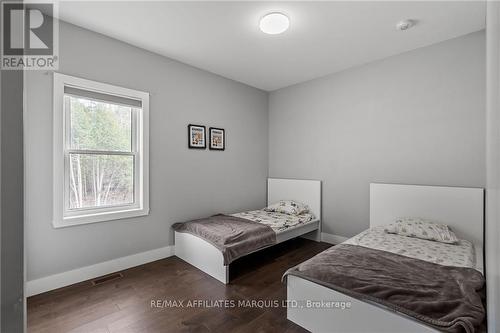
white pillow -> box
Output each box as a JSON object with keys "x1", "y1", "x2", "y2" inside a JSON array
[
  {"x1": 384, "y1": 217, "x2": 459, "y2": 244},
  {"x1": 264, "y1": 200, "x2": 309, "y2": 215}
]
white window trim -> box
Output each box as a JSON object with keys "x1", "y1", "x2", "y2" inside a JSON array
[{"x1": 53, "y1": 73, "x2": 149, "y2": 228}]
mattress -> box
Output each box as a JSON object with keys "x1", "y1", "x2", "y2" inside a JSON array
[
  {"x1": 231, "y1": 209, "x2": 315, "y2": 234},
  {"x1": 343, "y1": 226, "x2": 479, "y2": 271}
]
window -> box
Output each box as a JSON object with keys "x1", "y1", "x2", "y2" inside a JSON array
[{"x1": 53, "y1": 73, "x2": 149, "y2": 227}]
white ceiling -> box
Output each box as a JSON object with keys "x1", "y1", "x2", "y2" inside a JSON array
[{"x1": 57, "y1": 1, "x2": 486, "y2": 91}]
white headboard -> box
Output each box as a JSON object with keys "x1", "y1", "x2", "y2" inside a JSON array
[
  {"x1": 370, "y1": 183, "x2": 484, "y2": 246},
  {"x1": 267, "y1": 178, "x2": 321, "y2": 221}
]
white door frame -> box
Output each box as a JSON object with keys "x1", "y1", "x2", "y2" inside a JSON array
[{"x1": 486, "y1": 2, "x2": 500, "y2": 332}]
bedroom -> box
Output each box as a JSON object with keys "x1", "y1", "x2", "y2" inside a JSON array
[{"x1": 0, "y1": 0, "x2": 499, "y2": 332}]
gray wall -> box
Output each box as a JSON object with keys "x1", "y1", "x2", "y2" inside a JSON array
[
  {"x1": 25, "y1": 22, "x2": 268, "y2": 281},
  {"x1": 1, "y1": 63, "x2": 24, "y2": 332},
  {"x1": 269, "y1": 31, "x2": 486, "y2": 238}
]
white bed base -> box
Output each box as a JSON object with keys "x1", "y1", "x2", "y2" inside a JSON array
[
  {"x1": 175, "y1": 178, "x2": 321, "y2": 284},
  {"x1": 287, "y1": 275, "x2": 436, "y2": 333},
  {"x1": 287, "y1": 183, "x2": 484, "y2": 333}
]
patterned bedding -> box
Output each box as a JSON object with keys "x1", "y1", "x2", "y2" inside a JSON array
[
  {"x1": 231, "y1": 210, "x2": 316, "y2": 234},
  {"x1": 343, "y1": 226, "x2": 477, "y2": 270}
]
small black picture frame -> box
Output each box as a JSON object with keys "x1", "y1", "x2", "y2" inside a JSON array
[
  {"x1": 209, "y1": 127, "x2": 225, "y2": 151},
  {"x1": 188, "y1": 124, "x2": 206, "y2": 149}
]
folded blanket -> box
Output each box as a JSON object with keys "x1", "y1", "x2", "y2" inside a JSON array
[
  {"x1": 284, "y1": 244, "x2": 485, "y2": 333},
  {"x1": 173, "y1": 214, "x2": 276, "y2": 265}
]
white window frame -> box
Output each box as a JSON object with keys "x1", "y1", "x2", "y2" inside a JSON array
[{"x1": 53, "y1": 73, "x2": 149, "y2": 228}]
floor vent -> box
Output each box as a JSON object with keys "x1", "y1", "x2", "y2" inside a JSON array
[{"x1": 91, "y1": 272, "x2": 123, "y2": 286}]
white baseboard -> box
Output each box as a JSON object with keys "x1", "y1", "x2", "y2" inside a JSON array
[
  {"x1": 26, "y1": 245, "x2": 174, "y2": 297},
  {"x1": 26, "y1": 234, "x2": 345, "y2": 297},
  {"x1": 321, "y1": 232, "x2": 348, "y2": 245}
]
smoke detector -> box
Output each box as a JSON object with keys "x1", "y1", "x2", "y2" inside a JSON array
[{"x1": 396, "y1": 19, "x2": 416, "y2": 31}]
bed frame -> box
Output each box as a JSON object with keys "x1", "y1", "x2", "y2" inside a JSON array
[
  {"x1": 175, "y1": 178, "x2": 321, "y2": 284},
  {"x1": 287, "y1": 183, "x2": 484, "y2": 333}
]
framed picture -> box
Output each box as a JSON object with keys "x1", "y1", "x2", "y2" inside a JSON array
[
  {"x1": 188, "y1": 124, "x2": 206, "y2": 149},
  {"x1": 209, "y1": 127, "x2": 225, "y2": 151}
]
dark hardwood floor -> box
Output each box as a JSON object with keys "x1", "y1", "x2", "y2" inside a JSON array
[{"x1": 28, "y1": 238, "x2": 332, "y2": 333}]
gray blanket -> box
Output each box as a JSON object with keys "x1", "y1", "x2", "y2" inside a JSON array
[
  {"x1": 172, "y1": 214, "x2": 276, "y2": 265},
  {"x1": 284, "y1": 244, "x2": 485, "y2": 333}
]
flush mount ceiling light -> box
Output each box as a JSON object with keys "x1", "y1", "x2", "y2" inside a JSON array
[
  {"x1": 396, "y1": 19, "x2": 416, "y2": 31},
  {"x1": 259, "y1": 12, "x2": 290, "y2": 35}
]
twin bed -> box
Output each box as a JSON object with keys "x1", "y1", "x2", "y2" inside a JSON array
[
  {"x1": 174, "y1": 178, "x2": 321, "y2": 284},
  {"x1": 286, "y1": 183, "x2": 485, "y2": 333},
  {"x1": 173, "y1": 179, "x2": 485, "y2": 332}
]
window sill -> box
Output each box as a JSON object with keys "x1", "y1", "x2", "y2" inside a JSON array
[{"x1": 52, "y1": 207, "x2": 150, "y2": 228}]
